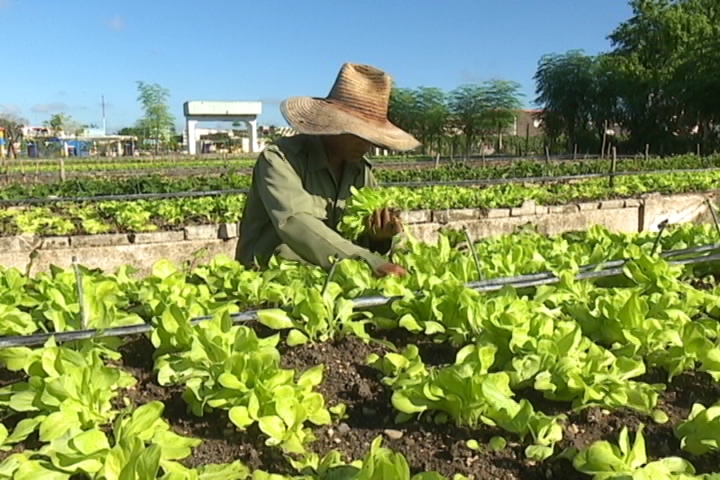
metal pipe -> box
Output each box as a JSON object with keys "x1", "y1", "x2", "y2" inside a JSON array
[
  {"x1": 455, "y1": 241, "x2": 720, "y2": 289},
  {"x1": 2, "y1": 248, "x2": 720, "y2": 349}
]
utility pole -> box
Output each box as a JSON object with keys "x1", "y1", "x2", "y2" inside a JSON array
[{"x1": 101, "y1": 95, "x2": 107, "y2": 135}]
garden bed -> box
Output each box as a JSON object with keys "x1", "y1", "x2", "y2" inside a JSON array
[
  {"x1": 95, "y1": 332, "x2": 720, "y2": 479},
  {"x1": 1, "y1": 224, "x2": 720, "y2": 478}
]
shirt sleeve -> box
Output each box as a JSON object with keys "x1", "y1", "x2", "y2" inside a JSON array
[{"x1": 253, "y1": 147, "x2": 389, "y2": 272}]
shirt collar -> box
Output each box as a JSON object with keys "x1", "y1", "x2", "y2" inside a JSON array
[{"x1": 306, "y1": 135, "x2": 371, "y2": 173}]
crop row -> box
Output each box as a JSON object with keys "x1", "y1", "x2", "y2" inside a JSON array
[
  {"x1": 1, "y1": 223, "x2": 720, "y2": 477},
  {"x1": 1, "y1": 169, "x2": 719, "y2": 237},
  {"x1": 4, "y1": 157, "x2": 254, "y2": 174},
  {"x1": 2, "y1": 153, "x2": 420, "y2": 172},
  {"x1": 1, "y1": 154, "x2": 718, "y2": 201}
]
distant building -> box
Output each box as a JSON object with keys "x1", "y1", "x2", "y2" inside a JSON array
[
  {"x1": 21, "y1": 125, "x2": 104, "y2": 138},
  {"x1": 258, "y1": 126, "x2": 297, "y2": 137},
  {"x1": 22, "y1": 126, "x2": 52, "y2": 137},
  {"x1": 510, "y1": 110, "x2": 544, "y2": 137}
]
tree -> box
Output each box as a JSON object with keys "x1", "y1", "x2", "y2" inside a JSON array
[
  {"x1": 44, "y1": 113, "x2": 73, "y2": 136},
  {"x1": 480, "y1": 80, "x2": 524, "y2": 150},
  {"x1": 609, "y1": 0, "x2": 720, "y2": 151},
  {"x1": 534, "y1": 51, "x2": 599, "y2": 151},
  {"x1": 136, "y1": 81, "x2": 175, "y2": 154},
  {"x1": 388, "y1": 86, "x2": 421, "y2": 149},
  {"x1": 672, "y1": 38, "x2": 720, "y2": 150},
  {"x1": 449, "y1": 81, "x2": 523, "y2": 158},
  {"x1": 0, "y1": 113, "x2": 27, "y2": 159},
  {"x1": 531, "y1": 0, "x2": 720, "y2": 154},
  {"x1": 413, "y1": 87, "x2": 449, "y2": 155},
  {"x1": 118, "y1": 126, "x2": 145, "y2": 139}
]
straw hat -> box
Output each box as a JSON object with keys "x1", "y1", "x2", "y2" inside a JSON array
[{"x1": 280, "y1": 63, "x2": 421, "y2": 152}]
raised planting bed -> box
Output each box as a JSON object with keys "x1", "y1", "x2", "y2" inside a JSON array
[
  {"x1": 1, "y1": 225, "x2": 720, "y2": 477},
  {"x1": 2, "y1": 169, "x2": 720, "y2": 237},
  {"x1": 109, "y1": 334, "x2": 720, "y2": 478},
  {"x1": 0, "y1": 185, "x2": 718, "y2": 276}
]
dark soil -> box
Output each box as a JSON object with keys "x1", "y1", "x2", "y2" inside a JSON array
[
  {"x1": 0, "y1": 327, "x2": 717, "y2": 478},
  {"x1": 81, "y1": 333, "x2": 720, "y2": 479}
]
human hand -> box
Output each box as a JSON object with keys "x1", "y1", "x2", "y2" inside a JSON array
[
  {"x1": 374, "y1": 262, "x2": 408, "y2": 278},
  {"x1": 367, "y1": 207, "x2": 404, "y2": 241}
]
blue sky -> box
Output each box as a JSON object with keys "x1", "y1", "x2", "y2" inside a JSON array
[{"x1": 0, "y1": 0, "x2": 633, "y2": 133}]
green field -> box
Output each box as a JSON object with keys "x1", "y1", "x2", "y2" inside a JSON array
[
  {"x1": 0, "y1": 168, "x2": 719, "y2": 237},
  {"x1": 0, "y1": 221, "x2": 719, "y2": 478},
  {"x1": 1, "y1": 154, "x2": 719, "y2": 202}
]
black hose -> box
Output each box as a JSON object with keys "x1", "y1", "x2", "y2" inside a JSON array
[
  {"x1": 2, "y1": 247, "x2": 719, "y2": 349},
  {"x1": 0, "y1": 309, "x2": 263, "y2": 349}
]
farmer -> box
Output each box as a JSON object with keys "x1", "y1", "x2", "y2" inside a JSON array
[{"x1": 236, "y1": 62, "x2": 421, "y2": 277}]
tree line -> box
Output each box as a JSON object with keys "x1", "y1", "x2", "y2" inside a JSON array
[
  {"x1": 534, "y1": 0, "x2": 720, "y2": 156},
  {"x1": 387, "y1": 80, "x2": 530, "y2": 158},
  {"x1": 388, "y1": 0, "x2": 720, "y2": 158},
  {"x1": 0, "y1": 82, "x2": 176, "y2": 158},
  {"x1": 3, "y1": 0, "x2": 718, "y2": 159}
]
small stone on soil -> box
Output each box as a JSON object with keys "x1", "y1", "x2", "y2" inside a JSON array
[{"x1": 383, "y1": 429, "x2": 403, "y2": 440}]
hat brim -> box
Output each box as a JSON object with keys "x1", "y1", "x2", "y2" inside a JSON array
[{"x1": 280, "y1": 96, "x2": 421, "y2": 152}]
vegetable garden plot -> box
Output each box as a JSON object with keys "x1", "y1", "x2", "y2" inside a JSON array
[
  {"x1": 2, "y1": 224, "x2": 720, "y2": 478},
  {"x1": 3, "y1": 169, "x2": 720, "y2": 237},
  {"x1": 1, "y1": 153, "x2": 719, "y2": 202}
]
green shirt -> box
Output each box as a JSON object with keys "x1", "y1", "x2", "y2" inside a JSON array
[{"x1": 236, "y1": 134, "x2": 391, "y2": 271}]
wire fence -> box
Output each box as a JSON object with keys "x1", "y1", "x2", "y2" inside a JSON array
[
  {"x1": 2, "y1": 239, "x2": 719, "y2": 349},
  {"x1": 2, "y1": 165, "x2": 719, "y2": 207},
  {"x1": 0, "y1": 152, "x2": 670, "y2": 183}
]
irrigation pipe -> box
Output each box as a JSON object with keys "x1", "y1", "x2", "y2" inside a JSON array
[
  {"x1": 0, "y1": 188, "x2": 251, "y2": 206},
  {"x1": 3, "y1": 246, "x2": 720, "y2": 349},
  {"x1": 454, "y1": 241, "x2": 720, "y2": 289},
  {"x1": 384, "y1": 166, "x2": 720, "y2": 189},
  {"x1": 2, "y1": 166, "x2": 720, "y2": 206}
]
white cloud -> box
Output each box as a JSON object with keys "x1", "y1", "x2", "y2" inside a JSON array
[
  {"x1": 31, "y1": 103, "x2": 89, "y2": 114},
  {"x1": 108, "y1": 15, "x2": 126, "y2": 32},
  {"x1": 32, "y1": 103, "x2": 71, "y2": 114},
  {"x1": 0, "y1": 104, "x2": 22, "y2": 115}
]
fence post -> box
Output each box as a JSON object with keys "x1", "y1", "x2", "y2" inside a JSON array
[
  {"x1": 644, "y1": 144, "x2": 649, "y2": 161},
  {"x1": 525, "y1": 123, "x2": 530, "y2": 157},
  {"x1": 544, "y1": 146, "x2": 550, "y2": 175},
  {"x1": 573, "y1": 144, "x2": 578, "y2": 161},
  {"x1": 609, "y1": 146, "x2": 617, "y2": 188},
  {"x1": 600, "y1": 120, "x2": 608, "y2": 159}
]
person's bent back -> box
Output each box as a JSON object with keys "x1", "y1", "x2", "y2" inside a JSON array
[{"x1": 235, "y1": 63, "x2": 420, "y2": 278}]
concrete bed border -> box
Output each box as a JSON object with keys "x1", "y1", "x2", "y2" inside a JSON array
[{"x1": 0, "y1": 191, "x2": 717, "y2": 276}]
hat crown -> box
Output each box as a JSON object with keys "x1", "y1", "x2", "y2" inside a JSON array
[{"x1": 326, "y1": 63, "x2": 392, "y2": 123}]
